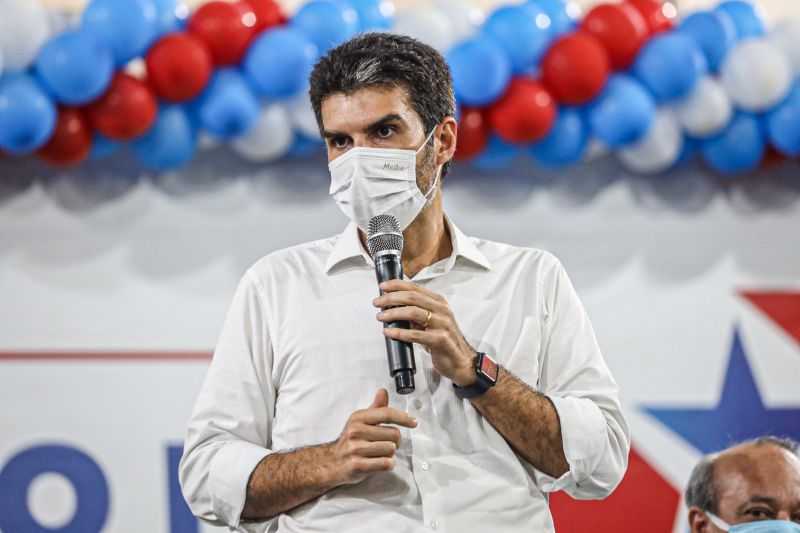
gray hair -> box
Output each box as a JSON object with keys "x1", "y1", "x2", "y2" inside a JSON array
[{"x1": 685, "y1": 436, "x2": 800, "y2": 513}]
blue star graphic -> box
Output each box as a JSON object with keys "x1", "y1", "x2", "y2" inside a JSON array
[{"x1": 643, "y1": 328, "x2": 800, "y2": 454}]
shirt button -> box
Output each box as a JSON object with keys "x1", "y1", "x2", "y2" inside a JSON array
[
  {"x1": 413, "y1": 399, "x2": 422, "y2": 409},
  {"x1": 421, "y1": 461, "x2": 429, "y2": 470},
  {"x1": 431, "y1": 520, "x2": 439, "y2": 530}
]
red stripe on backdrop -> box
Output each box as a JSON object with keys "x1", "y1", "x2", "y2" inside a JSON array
[
  {"x1": 550, "y1": 446, "x2": 681, "y2": 532},
  {"x1": 740, "y1": 291, "x2": 800, "y2": 345},
  {"x1": 0, "y1": 351, "x2": 213, "y2": 361}
]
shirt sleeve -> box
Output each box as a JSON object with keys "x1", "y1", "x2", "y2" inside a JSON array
[
  {"x1": 533, "y1": 255, "x2": 630, "y2": 499},
  {"x1": 179, "y1": 269, "x2": 276, "y2": 529}
]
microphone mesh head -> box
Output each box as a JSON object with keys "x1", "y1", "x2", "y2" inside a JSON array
[{"x1": 367, "y1": 215, "x2": 403, "y2": 257}]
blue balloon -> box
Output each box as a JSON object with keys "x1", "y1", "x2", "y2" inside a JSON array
[
  {"x1": 529, "y1": 107, "x2": 587, "y2": 168},
  {"x1": 766, "y1": 83, "x2": 800, "y2": 157},
  {"x1": 347, "y1": 0, "x2": 394, "y2": 30},
  {"x1": 632, "y1": 33, "x2": 707, "y2": 102},
  {"x1": 472, "y1": 135, "x2": 523, "y2": 171},
  {"x1": 701, "y1": 111, "x2": 764, "y2": 174},
  {"x1": 89, "y1": 134, "x2": 120, "y2": 160},
  {"x1": 483, "y1": 4, "x2": 552, "y2": 73},
  {"x1": 35, "y1": 31, "x2": 114, "y2": 105},
  {"x1": 673, "y1": 136, "x2": 698, "y2": 168},
  {"x1": 447, "y1": 35, "x2": 512, "y2": 106},
  {"x1": 132, "y1": 105, "x2": 196, "y2": 170},
  {"x1": 82, "y1": 0, "x2": 157, "y2": 64},
  {"x1": 244, "y1": 28, "x2": 319, "y2": 100},
  {"x1": 291, "y1": 0, "x2": 359, "y2": 54},
  {"x1": 150, "y1": 0, "x2": 186, "y2": 35},
  {"x1": 715, "y1": 0, "x2": 764, "y2": 41},
  {"x1": 287, "y1": 132, "x2": 325, "y2": 157},
  {"x1": 588, "y1": 75, "x2": 655, "y2": 148},
  {"x1": 195, "y1": 69, "x2": 260, "y2": 140},
  {"x1": 529, "y1": 0, "x2": 576, "y2": 37},
  {"x1": 679, "y1": 11, "x2": 736, "y2": 72},
  {"x1": 0, "y1": 73, "x2": 57, "y2": 154}
]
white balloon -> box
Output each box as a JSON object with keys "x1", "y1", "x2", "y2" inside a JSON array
[
  {"x1": 673, "y1": 76, "x2": 732, "y2": 138},
  {"x1": 768, "y1": 19, "x2": 800, "y2": 79},
  {"x1": 391, "y1": 6, "x2": 458, "y2": 53},
  {"x1": 434, "y1": 0, "x2": 485, "y2": 42},
  {"x1": 720, "y1": 38, "x2": 792, "y2": 112},
  {"x1": 618, "y1": 109, "x2": 683, "y2": 175},
  {"x1": 0, "y1": 0, "x2": 50, "y2": 71},
  {"x1": 232, "y1": 104, "x2": 293, "y2": 163},
  {"x1": 286, "y1": 91, "x2": 321, "y2": 140},
  {"x1": 47, "y1": 9, "x2": 79, "y2": 36}
]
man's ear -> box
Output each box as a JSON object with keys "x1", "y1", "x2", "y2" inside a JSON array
[
  {"x1": 688, "y1": 506, "x2": 713, "y2": 533},
  {"x1": 436, "y1": 116, "x2": 457, "y2": 167}
]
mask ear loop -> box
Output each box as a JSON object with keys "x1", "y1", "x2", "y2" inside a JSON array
[
  {"x1": 415, "y1": 126, "x2": 438, "y2": 155},
  {"x1": 706, "y1": 512, "x2": 731, "y2": 531},
  {"x1": 416, "y1": 126, "x2": 441, "y2": 201}
]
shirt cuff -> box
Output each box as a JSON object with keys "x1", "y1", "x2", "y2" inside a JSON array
[
  {"x1": 208, "y1": 440, "x2": 271, "y2": 528},
  {"x1": 535, "y1": 395, "x2": 608, "y2": 492}
]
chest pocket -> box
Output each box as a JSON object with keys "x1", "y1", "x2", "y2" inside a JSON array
[{"x1": 272, "y1": 292, "x2": 387, "y2": 446}]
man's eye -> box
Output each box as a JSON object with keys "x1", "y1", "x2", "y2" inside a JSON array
[
  {"x1": 377, "y1": 126, "x2": 393, "y2": 138},
  {"x1": 746, "y1": 508, "x2": 773, "y2": 520},
  {"x1": 332, "y1": 137, "x2": 349, "y2": 148}
]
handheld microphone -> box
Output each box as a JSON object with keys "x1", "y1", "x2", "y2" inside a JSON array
[{"x1": 368, "y1": 214, "x2": 416, "y2": 395}]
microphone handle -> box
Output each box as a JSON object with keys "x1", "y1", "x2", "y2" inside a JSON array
[{"x1": 374, "y1": 253, "x2": 416, "y2": 394}]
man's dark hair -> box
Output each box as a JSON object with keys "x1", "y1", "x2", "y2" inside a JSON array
[
  {"x1": 309, "y1": 32, "x2": 456, "y2": 179},
  {"x1": 684, "y1": 436, "x2": 800, "y2": 513}
]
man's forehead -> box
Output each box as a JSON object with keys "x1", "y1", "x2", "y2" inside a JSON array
[
  {"x1": 320, "y1": 86, "x2": 420, "y2": 132},
  {"x1": 715, "y1": 445, "x2": 800, "y2": 501}
]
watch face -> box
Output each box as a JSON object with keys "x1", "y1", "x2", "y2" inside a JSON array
[{"x1": 479, "y1": 355, "x2": 498, "y2": 383}]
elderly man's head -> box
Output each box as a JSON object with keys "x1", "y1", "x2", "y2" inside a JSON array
[{"x1": 686, "y1": 436, "x2": 800, "y2": 532}]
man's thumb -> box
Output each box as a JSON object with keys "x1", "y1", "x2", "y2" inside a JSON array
[{"x1": 369, "y1": 388, "x2": 389, "y2": 408}]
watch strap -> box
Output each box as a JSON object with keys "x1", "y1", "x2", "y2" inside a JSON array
[{"x1": 453, "y1": 352, "x2": 499, "y2": 399}]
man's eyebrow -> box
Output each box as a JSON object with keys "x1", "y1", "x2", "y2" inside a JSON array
[
  {"x1": 321, "y1": 114, "x2": 407, "y2": 139},
  {"x1": 738, "y1": 495, "x2": 779, "y2": 509}
]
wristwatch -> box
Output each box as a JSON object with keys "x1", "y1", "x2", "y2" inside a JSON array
[{"x1": 453, "y1": 352, "x2": 499, "y2": 399}]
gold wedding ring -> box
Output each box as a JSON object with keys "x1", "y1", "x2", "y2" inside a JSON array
[{"x1": 422, "y1": 310, "x2": 433, "y2": 328}]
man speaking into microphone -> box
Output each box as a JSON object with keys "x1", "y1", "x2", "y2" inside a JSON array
[{"x1": 180, "y1": 33, "x2": 629, "y2": 532}]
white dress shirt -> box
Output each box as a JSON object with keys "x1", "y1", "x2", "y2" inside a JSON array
[{"x1": 180, "y1": 217, "x2": 629, "y2": 532}]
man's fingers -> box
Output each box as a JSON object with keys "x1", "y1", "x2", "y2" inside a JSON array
[
  {"x1": 369, "y1": 388, "x2": 389, "y2": 409},
  {"x1": 350, "y1": 456, "x2": 396, "y2": 475},
  {"x1": 374, "y1": 290, "x2": 441, "y2": 312},
  {"x1": 356, "y1": 441, "x2": 398, "y2": 458},
  {"x1": 359, "y1": 406, "x2": 417, "y2": 428},
  {"x1": 378, "y1": 279, "x2": 441, "y2": 302},
  {"x1": 358, "y1": 424, "x2": 403, "y2": 445}
]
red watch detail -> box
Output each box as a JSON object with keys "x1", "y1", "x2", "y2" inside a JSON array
[{"x1": 453, "y1": 352, "x2": 499, "y2": 399}]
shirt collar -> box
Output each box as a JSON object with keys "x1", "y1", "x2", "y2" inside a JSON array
[{"x1": 324, "y1": 216, "x2": 492, "y2": 275}]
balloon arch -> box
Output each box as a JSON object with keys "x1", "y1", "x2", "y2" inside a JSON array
[{"x1": 0, "y1": 0, "x2": 799, "y2": 176}]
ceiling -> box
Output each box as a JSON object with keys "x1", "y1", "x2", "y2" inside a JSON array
[{"x1": 40, "y1": 0, "x2": 800, "y2": 25}]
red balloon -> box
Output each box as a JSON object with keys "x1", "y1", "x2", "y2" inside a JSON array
[
  {"x1": 626, "y1": 0, "x2": 675, "y2": 34},
  {"x1": 145, "y1": 32, "x2": 213, "y2": 102},
  {"x1": 488, "y1": 78, "x2": 557, "y2": 144},
  {"x1": 542, "y1": 31, "x2": 611, "y2": 105},
  {"x1": 581, "y1": 2, "x2": 649, "y2": 69},
  {"x1": 36, "y1": 108, "x2": 93, "y2": 167},
  {"x1": 86, "y1": 73, "x2": 158, "y2": 141},
  {"x1": 455, "y1": 108, "x2": 489, "y2": 161},
  {"x1": 188, "y1": 1, "x2": 257, "y2": 65},
  {"x1": 239, "y1": 0, "x2": 286, "y2": 33}
]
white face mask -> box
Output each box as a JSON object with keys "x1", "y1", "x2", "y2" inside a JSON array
[{"x1": 328, "y1": 127, "x2": 440, "y2": 232}]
